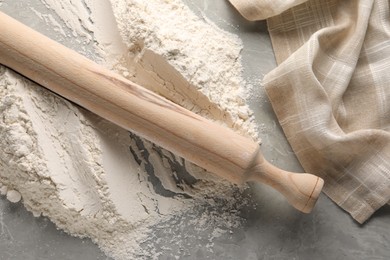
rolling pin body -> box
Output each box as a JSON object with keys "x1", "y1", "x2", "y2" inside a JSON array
[{"x1": 0, "y1": 12, "x2": 323, "y2": 213}]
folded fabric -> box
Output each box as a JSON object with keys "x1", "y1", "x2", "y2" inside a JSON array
[
  {"x1": 228, "y1": 0, "x2": 307, "y2": 20},
  {"x1": 229, "y1": 0, "x2": 390, "y2": 223}
]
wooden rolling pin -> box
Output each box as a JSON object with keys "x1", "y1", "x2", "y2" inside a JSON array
[{"x1": 0, "y1": 12, "x2": 323, "y2": 213}]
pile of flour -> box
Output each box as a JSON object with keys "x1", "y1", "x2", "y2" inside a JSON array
[
  {"x1": 0, "y1": 0, "x2": 258, "y2": 259},
  {"x1": 109, "y1": 0, "x2": 258, "y2": 138}
]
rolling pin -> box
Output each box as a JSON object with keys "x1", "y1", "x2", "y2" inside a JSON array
[{"x1": 0, "y1": 11, "x2": 323, "y2": 213}]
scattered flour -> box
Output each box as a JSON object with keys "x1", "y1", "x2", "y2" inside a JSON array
[
  {"x1": 110, "y1": 0, "x2": 258, "y2": 138},
  {"x1": 5, "y1": 189, "x2": 21, "y2": 203},
  {"x1": 0, "y1": 185, "x2": 7, "y2": 196},
  {"x1": 0, "y1": 0, "x2": 258, "y2": 259}
]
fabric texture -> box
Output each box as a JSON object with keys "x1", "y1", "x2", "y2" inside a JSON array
[
  {"x1": 228, "y1": 0, "x2": 307, "y2": 20},
  {"x1": 229, "y1": 0, "x2": 390, "y2": 223}
]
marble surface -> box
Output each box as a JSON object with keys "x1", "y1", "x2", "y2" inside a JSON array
[{"x1": 0, "y1": 0, "x2": 389, "y2": 259}]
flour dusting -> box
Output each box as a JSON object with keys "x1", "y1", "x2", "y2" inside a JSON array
[
  {"x1": 0, "y1": 0, "x2": 258, "y2": 259},
  {"x1": 110, "y1": 0, "x2": 258, "y2": 138}
]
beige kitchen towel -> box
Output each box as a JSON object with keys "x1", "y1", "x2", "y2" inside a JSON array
[
  {"x1": 228, "y1": 0, "x2": 307, "y2": 20},
  {"x1": 229, "y1": 0, "x2": 390, "y2": 223}
]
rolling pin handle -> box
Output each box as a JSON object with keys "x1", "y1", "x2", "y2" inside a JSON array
[{"x1": 244, "y1": 148, "x2": 324, "y2": 213}]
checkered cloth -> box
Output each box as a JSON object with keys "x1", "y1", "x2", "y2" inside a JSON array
[{"x1": 229, "y1": 0, "x2": 390, "y2": 223}]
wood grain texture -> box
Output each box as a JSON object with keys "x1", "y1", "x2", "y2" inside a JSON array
[{"x1": 0, "y1": 11, "x2": 323, "y2": 213}]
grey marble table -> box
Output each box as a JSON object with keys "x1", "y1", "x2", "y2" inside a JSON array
[{"x1": 0, "y1": 0, "x2": 389, "y2": 259}]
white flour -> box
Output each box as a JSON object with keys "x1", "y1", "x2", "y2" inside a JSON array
[
  {"x1": 0, "y1": 0, "x2": 258, "y2": 259},
  {"x1": 110, "y1": 0, "x2": 258, "y2": 138}
]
